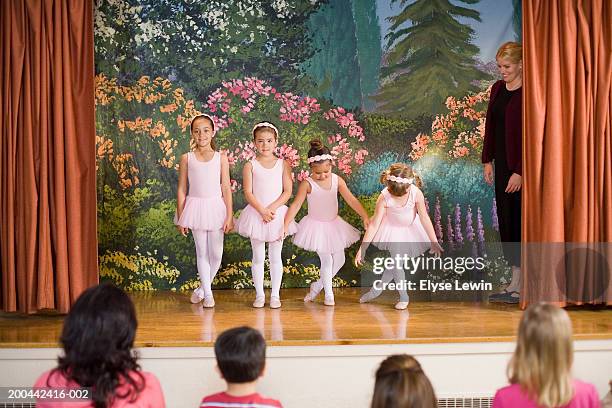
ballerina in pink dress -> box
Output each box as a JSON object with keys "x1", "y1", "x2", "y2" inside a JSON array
[
  {"x1": 234, "y1": 122, "x2": 297, "y2": 309},
  {"x1": 283, "y1": 140, "x2": 369, "y2": 306},
  {"x1": 355, "y1": 163, "x2": 442, "y2": 310},
  {"x1": 176, "y1": 114, "x2": 233, "y2": 308}
]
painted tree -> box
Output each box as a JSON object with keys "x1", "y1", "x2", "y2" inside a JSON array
[
  {"x1": 304, "y1": 0, "x2": 382, "y2": 110},
  {"x1": 513, "y1": 0, "x2": 522, "y2": 42},
  {"x1": 351, "y1": 0, "x2": 382, "y2": 111},
  {"x1": 373, "y1": 0, "x2": 489, "y2": 117},
  {"x1": 304, "y1": 0, "x2": 361, "y2": 109}
]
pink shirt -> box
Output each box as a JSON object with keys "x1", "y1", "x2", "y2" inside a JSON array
[
  {"x1": 201, "y1": 392, "x2": 283, "y2": 408},
  {"x1": 493, "y1": 380, "x2": 601, "y2": 408},
  {"x1": 34, "y1": 369, "x2": 165, "y2": 408}
]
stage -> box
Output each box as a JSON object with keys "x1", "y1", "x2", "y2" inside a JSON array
[
  {"x1": 0, "y1": 289, "x2": 611, "y2": 347},
  {"x1": 1, "y1": 289, "x2": 611, "y2": 407}
]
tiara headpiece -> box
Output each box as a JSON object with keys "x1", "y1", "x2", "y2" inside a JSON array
[
  {"x1": 307, "y1": 154, "x2": 334, "y2": 164},
  {"x1": 388, "y1": 175, "x2": 414, "y2": 184},
  {"x1": 252, "y1": 122, "x2": 279, "y2": 137}
]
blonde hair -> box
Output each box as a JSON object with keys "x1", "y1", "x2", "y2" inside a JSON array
[
  {"x1": 380, "y1": 163, "x2": 422, "y2": 196},
  {"x1": 496, "y1": 41, "x2": 522, "y2": 64},
  {"x1": 508, "y1": 303, "x2": 574, "y2": 407},
  {"x1": 371, "y1": 354, "x2": 436, "y2": 408}
]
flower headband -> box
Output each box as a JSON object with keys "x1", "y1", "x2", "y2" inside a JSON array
[
  {"x1": 307, "y1": 154, "x2": 334, "y2": 164},
  {"x1": 252, "y1": 122, "x2": 279, "y2": 137},
  {"x1": 191, "y1": 113, "x2": 216, "y2": 136},
  {"x1": 388, "y1": 175, "x2": 414, "y2": 184}
]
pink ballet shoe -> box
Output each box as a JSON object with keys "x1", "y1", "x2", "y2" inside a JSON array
[
  {"x1": 359, "y1": 289, "x2": 381, "y2": 304},
  {"x1": 303, "y1": 282, "x2": 321, "y2": 302},
  {"x1": 324, "y1": 296, "x2": 335, "y2": 306},
  {"x1": 203, "y1": 296, "x2": 215, "y2": 308},
  {"x1": 269, "y1": 296, "x2": 282, "y2": 309},
  {"x1": 252, "y1": 296, "x2": 265, "y2": 308},
  {"x1": 394, "y1": 301, "x2": 409, "y2": 310},
  {"x1": 190, "y1": 290, "x2": 204, "y2": 304}
]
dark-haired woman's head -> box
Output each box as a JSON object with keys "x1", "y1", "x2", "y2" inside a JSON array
[
  {"x1": 371, "y1": 354, "x2": 436, "y2": 408},
  {"x1": 307, "y1": 139, "x2": 332, "y2": 181},
  {"x1": 56, "y1": 283, "x2": 143, "y2": 408}
]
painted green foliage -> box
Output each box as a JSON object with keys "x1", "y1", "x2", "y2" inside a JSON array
[
  {"x1": 304, "y1": 0, "x2": 381, "y2": 110},
  {"x1": 374, "y1": 0, "x2": 489, "y2": 117},
  {"x1": 95, "y1": 0, "x2": 322, "y2": 101}
]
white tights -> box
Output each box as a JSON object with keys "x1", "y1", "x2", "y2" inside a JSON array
[
  {"x1": 250, "y1": 238, "x2": 284, "y2": 299},
  {"x1": 192, "y1": 229, "x2": 224, "y2": 299},
  {"x1": 371, "y1": 250, "x2": 409, "y2": 302},
  {"x1": 314, "y1": 251, "x2": 346, "y2": 298}
]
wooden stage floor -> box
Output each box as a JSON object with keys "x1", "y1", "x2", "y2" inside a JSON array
[{"x1": 1, "y1": 289, "x2": 611, "y2": 347}]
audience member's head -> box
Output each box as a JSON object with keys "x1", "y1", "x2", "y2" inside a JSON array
[
  {"x1": 371, "y1": 354, "x2": 436, "y2": 408},
  {"x1": 214, "y1": 326, "x2": 266, "y2": 383},
  {"x1": 508, "y1": 302, "x2": 574, "y2": 407},
  {"x1": 54, "y1": 282, "x2": 144, "y2": 407}
]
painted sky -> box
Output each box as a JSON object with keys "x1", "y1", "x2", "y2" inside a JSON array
[{"x1": 375, "y1": 0, "x2": 516, "y2": 62}]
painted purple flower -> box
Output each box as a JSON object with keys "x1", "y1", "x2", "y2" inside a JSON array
[
  {"x1": 465, "y1": 205, "x2": 474, "y2": 242},
  {"x1": 434, "y1": 195, "x2": 443, "y2": 242},
  {"x1": 447, "y1": 215, "x2": 455, "y2": 252},
  {"x1": 477, "y1": 206, "x2": 486, "y2": 257},
  {"x1": 492, "y1": 198, "x2": 499, "y2": 232},
  {"x1": 454, "y1": 204, "x2": 464, "y2": 247}
]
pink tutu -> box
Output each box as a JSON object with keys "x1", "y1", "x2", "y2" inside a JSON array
[
  {"x1": 372, "y1": 216, "x2": 430, "y2": 257},
  {"x1": 176, "y1": 196, "x2": 227, "y2": 231},
  {"x1": 234, "y1": 204, "x2": 297, "y2": 242},
  {"x1": 292, "y1": 215, "x2": 360, "y2": 253}
]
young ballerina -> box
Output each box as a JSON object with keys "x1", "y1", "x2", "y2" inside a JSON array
[
  {"x1": 355, "y1": 163, "x2": 442, "y2": 310},
  {"x1": 176, "y1": 114, "x2": 233, "y2": 308},
  {"x1": 234, "y1": 122, "x2": 297, "y2": 309},
  {"x1": 283, "y1": 140, "x2": 369, "y2": 306}
]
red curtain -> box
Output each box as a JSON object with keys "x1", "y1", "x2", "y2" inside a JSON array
[
  {"x1": 522, "y1": 0, "x2": 612, "y2": 307},
  {"x1": 0, "y1": 0, "x2": 98, "y2": 313}
]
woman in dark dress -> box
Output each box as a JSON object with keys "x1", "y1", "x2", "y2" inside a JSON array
[{"x1": 482, "y1": 42, "x2": 522, "y2": 304}]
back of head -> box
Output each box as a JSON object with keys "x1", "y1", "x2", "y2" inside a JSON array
[
  {"x1": 215, "y1": 326, "x2": 266, "y2": 383},
  {"x1": 371, "y1": 354, "x2": 436, "y2": 408},
  {"x1": 57, "y1": 283, "x2": 141, "y2": 407},
  {"x1": 496, "y1": 41, "x2": 522, "y2": 63},
  {"x1": 508, "y1": 303, "x2": 574, "y2": 407},
  {"x1": 380, "y1": 163, "x2": 423, "y2": 196}
]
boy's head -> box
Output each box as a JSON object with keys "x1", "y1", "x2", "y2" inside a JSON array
[{"x1": 215, "y1": 326, "x2": 266, "y2": 383}]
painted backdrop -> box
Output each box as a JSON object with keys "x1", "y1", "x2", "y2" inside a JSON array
[{"x1": 94, "y1": 0, "x2": 521, "y2": 291}]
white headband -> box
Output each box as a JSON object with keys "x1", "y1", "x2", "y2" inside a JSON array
[
  {"x1": 252, "y1": 122, "x2": 279, "y2": 137},
  {"x1": 388, "y1": 175, "x2": 414, "y2": 184},
  {"x1": 307, "y1": 154, "x2": 333, "y2": 164},
  {"x1": 191, "y1": 113, "x2": 216, "y2": 136}
]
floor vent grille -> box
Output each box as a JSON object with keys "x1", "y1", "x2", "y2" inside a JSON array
[{"x1": 438, "y1": 396, "x2": 494, "y2": 408}]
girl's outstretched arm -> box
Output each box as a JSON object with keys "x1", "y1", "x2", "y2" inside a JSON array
[
  {"x1": 355, "y1": 194, "x2": 385, "y2": 266},
  {"x1": 176, "y1": 153, "x2": 189, "y2": 236},
  {"x1": 337, "y1": 176, "x2": 370, "y2": 229},
  {"x1": 282, "y1": 180, "x2": 310, "y2": 237},
  {"x1": 414, "y1": 186, "x2": 443, "y2": 256},
  {"x1": 220, "y1": 152, "x2": 233, "y2": 233},
  {"x1": 267, "y1": 160, "x2": 293, "y2": 211}
]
